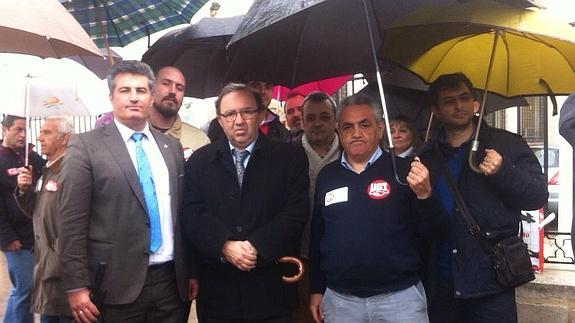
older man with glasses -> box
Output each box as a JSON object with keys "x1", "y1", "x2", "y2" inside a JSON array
[{"x1": 182, "y1": 83, "x2": 309, "y2": 323}]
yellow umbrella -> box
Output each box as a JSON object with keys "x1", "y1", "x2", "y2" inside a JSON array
[
  {"x1": 381, "y1": 0, "x2": 575, "y2": 172},
  {"x1": 382, "y1": 0, "x2": 575, "y2": 98}
]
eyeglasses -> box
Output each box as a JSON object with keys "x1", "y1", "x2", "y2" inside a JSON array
[{"x1": 219, "y1": 108, "x2": 260, "y2": 122}]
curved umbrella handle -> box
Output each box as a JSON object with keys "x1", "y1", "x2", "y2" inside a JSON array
[{"x1": 278, "y1": 256, "x2": 304, "y2": 284}]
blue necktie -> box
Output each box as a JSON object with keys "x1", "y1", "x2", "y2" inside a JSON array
[
  {"x1": 131, "y1": 133, "x2": 162, "y2": 253},
  {"x1": 232, "y1": 149, "x2": 250, "y2": 187}
]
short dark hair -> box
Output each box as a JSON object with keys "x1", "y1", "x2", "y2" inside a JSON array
[
  {"x1": 215, "y1": 83, "x2": 264, "y2": 115},
  {"x1": 107, "y1": 60, "x2": 155, "y2": 94},
  {"x1": 428, "y1": 72, "x2": 476, "y2": 106},
  {"x1": 302, "y1": 91, "x2": 337, "y2": 117},
  {"x1": 338, "y1": 93, "x2": 382, "y2": 122},
  {"x1": 1, "y1": 115, "x2": 25, "y2": 128}
]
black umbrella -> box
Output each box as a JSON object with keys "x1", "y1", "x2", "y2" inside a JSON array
[
  {"x1": 226, "y1": 0, "x2": 538, "y2": 183},
  {"x1": 225, "y1": 0, "x2": 538, "y2": 88},
  {"x1": 142, "y1": 15, "x2": 244, "y2": 98}
]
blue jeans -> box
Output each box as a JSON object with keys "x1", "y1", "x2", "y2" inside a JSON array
[
  {"x1": 321, "y1": 281, "x2": 429, "y2": 323},
  {"x1": 3, "y1": 249, "x2": 34, "y2": 323},
  {"x1": 40, "y1": 315, "x2": 74, "y2": 323}
]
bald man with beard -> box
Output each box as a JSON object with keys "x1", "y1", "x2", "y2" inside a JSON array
[{"x1": 150, "y1": 66, "x2": 210, "y2": 160}]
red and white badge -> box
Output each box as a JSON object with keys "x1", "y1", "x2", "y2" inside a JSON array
[
  {"x1": 183, "y1": 147, "x2": 194, "y2": 161},
  {"x1": 45, "y1": 180, "x2": 58, "y2": 192},
  {"x1": 366, "y1": 179, "x2": 390, "y2": 200}
]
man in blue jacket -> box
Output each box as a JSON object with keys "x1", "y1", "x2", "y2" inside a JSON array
[
  {"x1": 309, "y1": 93, "x2": 448, "y2": 323},
  {"x1": 420, "y1": 73, "x2": 548, "y2": 323}
]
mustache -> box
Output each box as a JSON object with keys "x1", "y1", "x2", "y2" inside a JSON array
[{"x1": 162, "y1": 94, "x2": 178, "y2": 103}]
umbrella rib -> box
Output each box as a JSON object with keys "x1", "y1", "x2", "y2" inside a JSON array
[
  {"x1": 96, "y1": 0, "x2": 124, "y2": 47},
  {"x1": 162, "y1": 1, "x2": 190, "y2": 19},
  {"x1": 427, "y1": 32, "x2": 492, "y2": 82},
  {"x1": 290, "y1": 9, "x2": 312, "y2": 87},
  {"x1": 520, "y1": 32, "x2": 575, "y2": 79},
  {"x1": 501, "y1": 31, "x2": 511, "y2": 97}
]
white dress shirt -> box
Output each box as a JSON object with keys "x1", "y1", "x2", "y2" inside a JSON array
[{"x1": 114, "y1": 119, "x2": 174, "y2": 265}]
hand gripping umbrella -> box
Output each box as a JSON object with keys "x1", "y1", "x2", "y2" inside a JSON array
[{"x1": 382, "y1": 0, "x2": 575, "y2": 172}]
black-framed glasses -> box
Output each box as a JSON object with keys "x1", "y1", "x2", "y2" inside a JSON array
[{"x1": 219, "y1": 108, "x2": 260, "y2": 122}]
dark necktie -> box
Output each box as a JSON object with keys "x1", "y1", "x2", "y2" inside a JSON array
[
  {"x1": 131, "y1": 133, "x2": 162, "y2": 253},
  {"x1": 232, "y1": 149, "x2": 250, "y2": 187}
]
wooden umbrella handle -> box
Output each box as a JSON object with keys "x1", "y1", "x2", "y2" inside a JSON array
[{"x1": 278, "y1": 256, "x2": 304, "y2": 283}]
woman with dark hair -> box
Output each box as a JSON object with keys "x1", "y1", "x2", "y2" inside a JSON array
[{"x1": 389, "y1": 115, "x2": 419, "y2": 158}]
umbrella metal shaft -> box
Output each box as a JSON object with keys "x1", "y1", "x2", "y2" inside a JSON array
[
  {"x1": 361, "y1": 0, "x2": 407, "y2": 185},
  {"x1": 469, "y1": 30, "x2": 500, "y2": 173}
]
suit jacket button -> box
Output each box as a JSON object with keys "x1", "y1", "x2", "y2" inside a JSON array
[{"x1": 236, "y1": 226, "x2": 243, "y2": 233}]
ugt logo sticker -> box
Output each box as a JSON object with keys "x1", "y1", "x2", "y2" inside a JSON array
[{"x1": 367, "y1": 179, "x2": 390, "y2": 200}]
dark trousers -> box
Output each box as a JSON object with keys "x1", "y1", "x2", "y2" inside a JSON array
[
  {"x1": 102, "y1": 261, "x2": 190, "y2": 323},
  {"x1": 202, "y1": 316, "x2": 291, "y2": 323},
  {"x1": 428, "y1": 281, "x2": 517, "y2": 323},
  {"x1": 291, "y1": 261, "x2": 315, "y2": 323}
]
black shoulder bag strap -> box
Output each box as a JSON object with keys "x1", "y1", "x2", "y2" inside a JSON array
[{"x1": 440, "y1": 157, "x2": 494, "y2": 254}]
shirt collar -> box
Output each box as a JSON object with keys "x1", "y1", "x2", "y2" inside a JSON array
[
  {"x1": 228, "y1": 136, "x2": 258, "y2": 155},
  {"x1": 341, "y1": 146, "x2": 382, "y2": 173},
  {"x1": 46, "y1": 154, "x2": 64, "y2": 168},
  {"x1": 397, "y1": 146, "x2": 414, "y2": 158},
  {"x1": 114, "y1": 119, "x2": 153, "y2": 143}
]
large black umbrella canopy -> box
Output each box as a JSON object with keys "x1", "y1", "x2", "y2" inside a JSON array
[
  {"x1": 142, "y1": 15, "x2": 244, "y2": 98},
  {"x1": 225, "y1": 0, "x2": 539, "y2": 88}
]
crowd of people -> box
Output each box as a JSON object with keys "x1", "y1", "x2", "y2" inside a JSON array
[{"x1": 0, "y1": 60, "x2": 548, "y2": 323}]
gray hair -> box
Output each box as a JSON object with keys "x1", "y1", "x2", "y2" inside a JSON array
[
  {"x1": 106, "y1": 60, "x2": 155, "y2": 94},
  {"x1": 45, "y1": 116, "x2": 74, "y2": 135},
  {"x1": 338, "y1": 93, "x2": 383, "y2": 122}
]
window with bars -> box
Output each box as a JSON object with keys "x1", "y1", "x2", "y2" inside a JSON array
[
  {"x1": 520, "y1": 97, "x2": 546, "y2": 142},
  {"x1": 484, "y1": 109, "x2": 506, "y2": 130}
]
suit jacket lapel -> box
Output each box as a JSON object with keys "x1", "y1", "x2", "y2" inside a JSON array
[
  {"x1": 102, "y1": 123, "x2": 148, "y2": 211},
  {"x1": 151, "y1": 129, "x2": 179, "y2": 222}
]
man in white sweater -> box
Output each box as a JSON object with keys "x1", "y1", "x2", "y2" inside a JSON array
[{"x1": 292, "y1": 91, "x2": 340, "y2": 323}]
